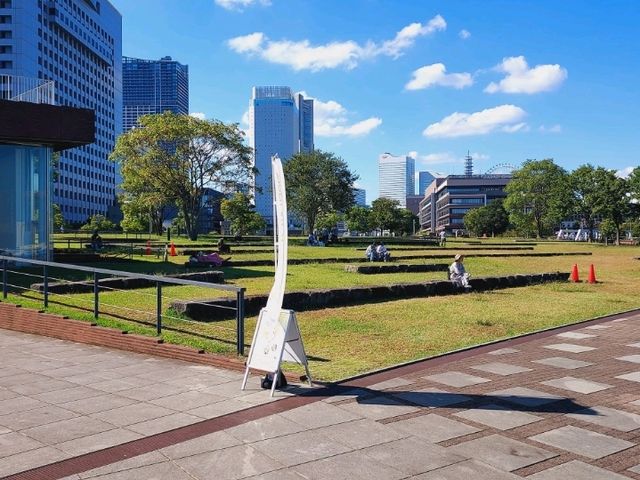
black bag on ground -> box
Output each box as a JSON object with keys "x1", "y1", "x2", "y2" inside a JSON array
[{"x1": 261, "y1": 372, "x2": 288, "y2": 389}]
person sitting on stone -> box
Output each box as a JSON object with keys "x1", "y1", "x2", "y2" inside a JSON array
[
  {"x1": 376, "y1": 242, "x2": 391, "y2": 262},
  {"x1": 449, "y1": 253, "x2": 471, "y2": 290},
  {"x1": 217, "y1": 237, "x2": 231, "y2": 254},
  {"x1": 365, "y1": 241, "x2": 379, "y2": 262},
  {"x1": 90, "y1": 230, "x2": 103, "y2": 251}
]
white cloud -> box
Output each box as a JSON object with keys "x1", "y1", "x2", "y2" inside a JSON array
[
  {"x1": 190, "y1": 112, "x2": 206, "y2": 120},
  {"x1": 459, "y1": 29, "x2": 471, "y2": 39},
  {"x1": 420, "y1": 152, "x2": 458, "y2": 164},
  {"x1": 300, "y1": 91, "x2": 382, "y2": 137},
  {"x1": 616, "y1": 166, "x2": 635, "y2": 178},
  {"x1": 227, "y1": 32, "x2": 265, "y2": 53},
  {"x1": 241, "y1": 110, "x2": 250, "y2": 126},
  {"x1": 227, "y1": 15, "x2": 446, "y2": 71},
  {"x1": 539, "y1": 124, "x2": 562, "y2": 133},
  {"x1": 502, "y1": 122, "x2": 529, "y2": 133},
  {"x1": 405, "y1": 63, "x2": 473, "y2": 90},
  {"x1": 485, "y1": 56, "x2": 567, "y2": 94},
  {"x1": 423, "y1": 104, "x2": 527, "y2": 138},
  {"x1": 215, "y1": 0, "x2": 270, "y2": 11},
  {"x1": 408, "y1": 151, "x2": 418, "y2": 159}
]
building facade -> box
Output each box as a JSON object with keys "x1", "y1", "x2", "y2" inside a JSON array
[
  {"x1": 122, "y1": 56, "x2": 188, "y2": 132},
  {"x1": 0, "y1": 76, "x2": 95, "y2": 259},
  {"x1": 353, "y1": 188, "x2": 366, "y2": 207},
  {"x1": 418, "y1": 170, "x2": 436, "y2": 196},
  {"x1": 419, "y1": 174, "x2": 511, "y2": 234},
  {"x1": 378, "y1": 153, "x2": 415, "y2": 208},
  {"x1": 0, "y1": 0, "x2": 122, "y2": 225},
  {"x1": 249, "y1": 86, "x2": 313, "y2": 221}
]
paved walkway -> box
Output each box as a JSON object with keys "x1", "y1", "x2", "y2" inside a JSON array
[{"x1": 0, "y1": 311, "x2": 639, "y2": 479}]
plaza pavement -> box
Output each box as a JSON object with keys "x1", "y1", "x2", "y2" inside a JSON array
[{"x1": 0, "y1": 310, "x2": 639, "y2": 479}]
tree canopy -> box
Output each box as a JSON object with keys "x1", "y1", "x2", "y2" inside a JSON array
[
  {"x1": 504, "y1": 159, "x2": 573, "y2": 237},
  {"x1": 370, "y1": 198, "x2": 401, "y2": 232},
  {"x1": 345, "y1": 206, "x2": 373, "y2": 233},
  {"x1": 283, "y1": 150, "x2": 358, "y2": 234},
  {"x1": 220, "y1": 192, "x2": 265, "y2": 236},
  {"x1": 110, "y1": 112, "x2": 252, "y2": 240},
  {"x1": 464, "y1": 200, "x2": 509, "y2": 237}
]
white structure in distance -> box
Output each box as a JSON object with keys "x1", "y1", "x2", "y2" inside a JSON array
[{"x1": 378, "y1": 153, "x2": 415, "y2": 208}]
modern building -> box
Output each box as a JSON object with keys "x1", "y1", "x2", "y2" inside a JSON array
[
  {"x1": 405, "y1": 195, "x2": 423, "y2": 216},
  {"x1": 0, "y1": 0, "x2": 122, "y2": 225},
  {"x1": 249, "y1": 86, "x2": 313, "y2": 221},
  {"x1": 353, "y1": 188, "x2": 366, "y2": 207},
  {"x1": 419, "y1": 174, "x2": 511, "y2": 234},
  {"x1": 122, "y1": 56, "x2": 188, "y2": 132},
  {"x1": 418, "y1": 170, "x2": 436, "y2": 196},
  {"x1": 378, "y1": 153, "x2": 415, "y2": 208},
  {"x1": 0, "y1": 76, "x2": 95, "y2": 259}
]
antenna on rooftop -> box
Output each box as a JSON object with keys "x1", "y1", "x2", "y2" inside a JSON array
[{"x1": 464, "y1": 150, "x2": 473, "y2": 176}]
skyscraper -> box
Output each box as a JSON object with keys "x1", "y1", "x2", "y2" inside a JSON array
[
  {"x1": 418, "y1": 171, "x2": 436, "y2": 196},
  {"x1": 249, "y1": 86, "x2": 313, "y2": 221},
  {"x1": 353, "y1": 188, "x2": 366, "y2": 207},
  {"x1": 0, "y1": 0, "x2": 122, "y2": 224},
  {"x1": 122, "y1": 56, "x2": 189, "y2": 132},
  {"x1": 378, "y1": 153, "x2": 415, "y2": 208}
]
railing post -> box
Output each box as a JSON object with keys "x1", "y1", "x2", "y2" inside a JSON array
[
  {"x1": 93, "y1": 272, "x2": 99, "y2": 320},
  {"x1": 2, "y1": 259, "x2": 7, "y2": 299},
  {"x1": 236, "y1": 288, "x2": 246, "y2": 355},
  {"x1": 43, "y1": 265, "x2": 48, "y2": 308},
  {"x1": 156, "y1": 281, "x2": 162, "y2": 335}
]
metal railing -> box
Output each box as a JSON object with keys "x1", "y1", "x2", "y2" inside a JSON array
[
  {"x1": 0, "y1": 255, "x2": 246, "y2": 355},
  {"x1": 0, "y1": 75, "x2": 56, "y2": 105}
]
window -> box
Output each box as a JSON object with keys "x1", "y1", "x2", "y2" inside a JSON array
[{"x1": 451, "y1": 198, "x2": 484, "y2": 205}]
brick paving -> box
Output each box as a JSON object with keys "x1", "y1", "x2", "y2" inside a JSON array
[{"x1": 0, "y1": 311, "x2": 639, "y2": 479}]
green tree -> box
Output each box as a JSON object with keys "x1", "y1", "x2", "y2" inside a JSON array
[
  {"x1": 591, "y1": 169, "x2": 629, "y2": 245},
  {"x1": 111, "y1": 112, "x2": 252, "y2": 240},
  {"x1": 598, "y1": 218, "x2": 616, "y2": 245},
  {"x1": 315, "y1": 211, "x2": 343, "y2": 231},
  {"x1": 220, "y1": 192, "x2": 266, "y2": 236},
  {"x1": 370, "y1": 198, "x2": 401, "y2": 233},
  {"x1": 345, "y1": 206, "x2": 372, "y2": 233},
  {"x1": 397, "y1": 208, "x2": 418, "y2": 236},
  {"x1": 283, "y1": 150, "x2": 358, "y2": 234},
  {"x1": 80, "y1": 214, "x2": 115, "y2": 232},
  {"x1": 119, "y1": 196, "x2": 151, "y2": 233},
  {"x1": 464, "y1": 201, "x2": 509, "y2": 237},
  {"x1": 628, "y1": 166, "x2": 640, "y2": 201},
  {"x1": 504, "y1": 159, "x2": 573, "y2": 237},
  {"x1": 569, "y1": 164, "x2": 600, "y2": 240},
  {"x1": 52, "y1": 204, "x2": 64, "y2": 232}
]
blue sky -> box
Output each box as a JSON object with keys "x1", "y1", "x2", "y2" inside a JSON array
[{"x1": 111, "y1": 0, "x2": 640, "y2": 202}]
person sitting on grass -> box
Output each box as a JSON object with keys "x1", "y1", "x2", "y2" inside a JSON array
[
  {"x1": 365, "y1": 241, "x2": 379, "y2": 262},
  {"x1": 90, "y1": 230, "x2": 103, "y2": 252},
  {"x1": 449, "y1": 253, "x2": 471, "y2": 290},
  {"x1": 196, "y1": 251, "x2": 224, "y2": 267},
  {"x1": 376, "y1": 242, "x2": 391, "y2": 262}
]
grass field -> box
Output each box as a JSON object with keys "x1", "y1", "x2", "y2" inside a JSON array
[{"x1": 3, "y1": 239, "x2": 639, "y2": 381}]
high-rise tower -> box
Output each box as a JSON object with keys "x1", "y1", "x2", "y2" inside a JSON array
[
  {"x1": 249, "y1": 86, "x2": 313, "y2": 221},
  {"x1": 122, "y1": 56, "x2": 189, "y2": 132},
  {"x1": 0, "y1": 0, "x2": 122, "y2": 224},
  {"x1": 378, "y1": 153, "x2": 415, "y2": 208}
]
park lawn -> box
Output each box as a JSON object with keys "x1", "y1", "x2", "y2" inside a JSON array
[{"x1": 4, "y1": 241, "x2": 639, "y2": 381}]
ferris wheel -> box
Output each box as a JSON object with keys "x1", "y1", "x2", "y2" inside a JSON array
[{"x1": 485, "y1": 163, "x2": 519, "y2": 174}]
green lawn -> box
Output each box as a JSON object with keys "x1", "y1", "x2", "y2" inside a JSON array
[{"x1": 4, "y1": 240, "x2": 639, "y2": 381}]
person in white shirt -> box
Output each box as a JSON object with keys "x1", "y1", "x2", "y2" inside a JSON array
[
  {"x1": 376, "y1": 242, "x2": 391, "y2": 262},
  {"x1": 449, "y1": 253, "x2": 471, "y2": 290}
]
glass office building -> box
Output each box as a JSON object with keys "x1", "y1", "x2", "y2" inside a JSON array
[
  {"x1": 378, "y1": 153, "x2": 415, "y2": 208},
  {"x1": 122, "y1": 56, "x2": 189, "y2": 132},
  {"x1": 0, "y1": 0, "x2": 122, "y2": 224},
  {"x1": 249, "y1": 86, "x2": 313, "y2": 221}
]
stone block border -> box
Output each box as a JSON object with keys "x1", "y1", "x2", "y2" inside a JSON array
[
  {"x1": 0, "y1": 302, "x2": 245, "y2": 371},
  {"x1": 30, "y1": 270, "x2": 224, "y2": 294},
  {"x1": 171, "y1": 272, "x2": 569, "y2": 321},
  {"x1": 228, "y1": 252, "x2": 591, "y2": 267},
  {"x1": 345, "y1": 263, "x2": 449, "y2": 274}
]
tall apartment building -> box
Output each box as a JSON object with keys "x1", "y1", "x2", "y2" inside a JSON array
[
  {"x1": 0, "y1": 0, "x2": 122, "y2": 224},
  {"x1": 249, "y1": 86, "x2": 313, "y2": 221},
  {"x1": 378, "y1": 153, "x2": 415, "y2": 208},
  {"x1": 122, "y1": 56, "x2": 188, "y2": 132}
]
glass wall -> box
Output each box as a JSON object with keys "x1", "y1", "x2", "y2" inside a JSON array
[{"x1": 0, "y1": 144, "x2": 52, "y2": 260}]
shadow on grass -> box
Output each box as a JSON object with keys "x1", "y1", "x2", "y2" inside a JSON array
[{"x1": 221, "y1": 267, "x2": 274, "y2": 280}]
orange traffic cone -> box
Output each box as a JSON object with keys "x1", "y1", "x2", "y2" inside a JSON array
[
  {"x1": 588, "y1": 264, "x2": 597, "y2": 284},
  {"x1": 570, "y1": 264, "x2": 580, "y2": 282},
  {"x1": 170, "y1": 242, "x2": 177, "y2": 257},
  {"x1": 145, "y1": 240, "x2": 152, "y2": 255}
]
